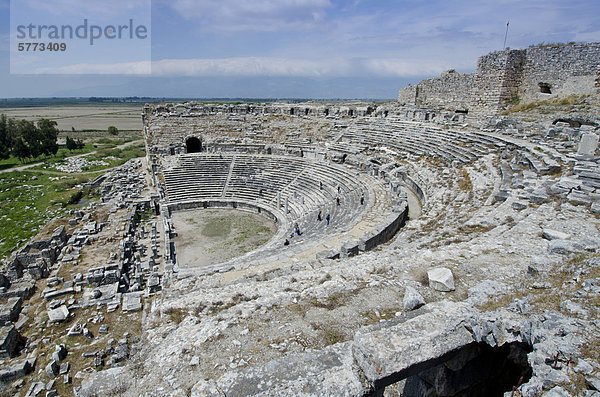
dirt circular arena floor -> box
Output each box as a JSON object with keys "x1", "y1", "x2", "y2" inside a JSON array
[{"x1": 171, "y1": 208, "x2": 277, "y2": 269}]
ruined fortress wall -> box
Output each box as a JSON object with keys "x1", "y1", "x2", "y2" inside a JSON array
[
  {"x1": 399, "y1": 42, "x2": 600, "y2": 117},
  {"x1": 397, "y1": 71, "x2": 473, "y2": 111},
  {"x1": 519, "y1": 43, "x2": 600, "y2": 103},
  {"x1": 397, "y1": 85, "x2": 418, "y2": 105},
  {"x1": 468, "y1": 49, "x2": 526, "y2": 115}
]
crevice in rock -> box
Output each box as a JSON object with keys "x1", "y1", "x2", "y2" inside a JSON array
[{"x1": 370, "y1": 341, "x2": 532, "y2": 397}]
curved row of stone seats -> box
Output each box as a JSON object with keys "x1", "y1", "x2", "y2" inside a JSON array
[
  {"x1": 573, "y1": 160, "x2": 600, "y2": 189},
  {"x1": 162, "y1": 154, "x2": 233, "y2": 201},
  {"x1": 161, "y1": 153, "x2": 372, "y2": 225},
  {"x1": 519, "y1": 149, "x2": 561, "y2": 175},
  {"x1": 336, "y1": 118, "x2": 505, "y2": 164}
]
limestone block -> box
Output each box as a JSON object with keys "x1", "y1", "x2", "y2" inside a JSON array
[
  {"x1": 48, "y1": 306, "x2": 69, "y2": 323},
  {"x1": 0, "y1": 325, "x2": 19, "y2": 358},
  {"x1": 427, "y1": 268, "x2": 455, "y2": 292},
  {"x1": 217, "y1": 341, "x2": 366, "y2": 396},
  {"x1": 542, "y1": 229, "x2": 570, "y2": 241},
  {"x1": 45, "y1": 361, "x2": 59, "y2": 378},
  {"x1": 577, "y1": 133, "x2": 599, "y2": 157},
  {"x1": 352, "y1": 301, "x2": 474, "y2": 385},
  {"x1": 403, "y1": 286, "x2": 425, "y2": 311},
  {"x1": 548, "y1": 240, "x2": 579, "y2": 255},
  {"x1": 122, "y1": 292, "x2": 143, "y2": 312}
]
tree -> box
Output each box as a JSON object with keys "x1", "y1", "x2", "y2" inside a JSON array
[
  {"x1": 37, "y1": 118, "x2": 59, "y2": 156},
  {"x1": 108, "y1": 126, "x2": 119, "y2": 135},
  {"x1": 0, "y1": 114, "x2": 10, "y2": 159},
  {"x1": 12, "y1": 134, "x2": 31, "y2": 162},
  {"x1": 66, "y1": 136, "x2": 77, "y2": 151},
  {"x1": 66, "y1": 136, "x2": 84, "y2": 151},
  {"x1": 17, "y1": 119, "x2": 42, "y2": 159}
]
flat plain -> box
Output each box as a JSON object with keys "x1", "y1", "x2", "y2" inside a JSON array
[{"x1": 0, "y1": 105, "x2": 143, "y2": 132}]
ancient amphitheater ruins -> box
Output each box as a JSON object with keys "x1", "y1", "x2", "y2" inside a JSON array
[{"x1": 1, "y1": 42, "x2": 600, "y2": 396}]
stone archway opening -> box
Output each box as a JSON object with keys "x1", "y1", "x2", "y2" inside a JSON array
[
  {"x1": 186, "y1": 136, "x2": 202, "y2": 153},
  {"x1": 539, "y1": 82, "x2": 552, "y2": 94}
]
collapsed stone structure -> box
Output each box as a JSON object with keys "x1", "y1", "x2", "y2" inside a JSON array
[{"x1": 398, "y1": 42, "x2": 600, "y2": 120}]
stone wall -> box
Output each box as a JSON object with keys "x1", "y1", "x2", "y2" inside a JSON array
[
  {"x1": 398, "y1": 70, "x2": 473, "y2": 111},
  {"x1": 519, "y1": 42, "x2": 600, "y2": 103},
  {"x1": 397, "y1": 85, "x2": 418, "y2": 105},
  {"x1": 468, "y1": 49, "x2": 526, "y2": 116},
  {"x1": 398, "y1": 42, "x2": 600, "y2": 117}
]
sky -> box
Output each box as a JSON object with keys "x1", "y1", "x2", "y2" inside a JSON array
[{"x1": 0, "y1": 0, "x2": 599, "y2": 99}]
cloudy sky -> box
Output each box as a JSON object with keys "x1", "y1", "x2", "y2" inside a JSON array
[{"x1": 0, "y1": 0, "x2": 599, "y2": 99}]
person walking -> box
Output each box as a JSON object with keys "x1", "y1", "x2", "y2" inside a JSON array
[
  {"x1": 326, "y1": 214, "x2": 330, "y2": 225},
  {"x1": 336, "y1": 196, "x2": 340, "y2": 206},
  {"x1": 317, "y1": 210, "x2": 322, "y2": 221},
  {"x1": 360, "y1": 194, "x2": 364, "y2": 205}
]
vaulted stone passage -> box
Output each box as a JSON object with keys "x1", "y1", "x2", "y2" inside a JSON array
[
  {"x1": 539, "y1": 82, "x2": 552, "y2": 94},
  {"x1": 393, "y1": 342, "x2": 533, "y2": 397},
  {"x1": 186, "y1": 136, "x2": 202, "y2": 153}
]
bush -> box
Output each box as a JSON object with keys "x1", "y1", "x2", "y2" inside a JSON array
[{"x1": 107, "y1": 126, "x2": 119, "y2": 135}]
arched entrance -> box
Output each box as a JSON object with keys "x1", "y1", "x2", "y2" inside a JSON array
[{"x1": 186, "y1": 136, "x2": 202, "y2": 153}]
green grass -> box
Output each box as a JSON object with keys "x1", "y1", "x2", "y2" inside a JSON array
[
  {"x1": 0, "y1": 138, "x2": 145, "y2": 260},
  {"x1": 0, "y1": 171, "x2": 99, "y2": 260},
  {"x1": 79, "y1": 143, "x2": 146, "y2": 172},
  {"x1": 0, "y1": 144, "x2": 95, "y2": 170},
  {"x1": 33, "y1": 142, "x2": 146, "y2": 173},
  {"x1": 0, "y1": 137, "x2": 140, "y2": 172},
  {"x1": 202, "y1": 216, "x2": 233, "y2": 238}
]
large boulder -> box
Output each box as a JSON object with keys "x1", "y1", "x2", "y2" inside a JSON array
[{"x1": 427, "y1": 268, "x2": 455, "y2": 292}]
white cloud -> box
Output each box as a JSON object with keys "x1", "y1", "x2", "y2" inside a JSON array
[
  {"x1": 18, "y1": 0, "x2": 149, "y2": 18},
  {"x1": 150, "y1": 56, "x2": 454, "y2": 78},
  {"x1": 364, "y1": 58, "x2": 454, "y2": 77},
  {"x1": 32, "y1": 56, "x2": 450, "y2": 78},
  {"x1": 168, "y1": 0, "x2": 331, "y2": 32},
  {"x1": 33, "y1": 61, "x2": 151, "y2": 74},
  {"x1": 151, "y1": 57, "x2": 350, "y2": 76}
]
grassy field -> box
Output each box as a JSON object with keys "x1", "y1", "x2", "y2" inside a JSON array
[
  {"x1": 0, "y1": 137, "x2": 147, "y2": 261},
  {"x1": 0, "y1": 171, "x2": 96, "y2": 260},
  {"x1": 0, "y1": 137, "x2": 141, "y2": 171}
]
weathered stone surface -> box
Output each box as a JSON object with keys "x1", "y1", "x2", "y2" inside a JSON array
[
  {"x1": 548, "y1": 240, "x2": 579, "y2": 255},
  {"x1": 353, "y1": 301, "x2": 475, "y2": 386},
  {"x1": 217, "y1": 342, "x2": 366, "y2": 396},
  {"x1": 78, "y1": 367, "x2": 130, "y2": 397},
  {"x1": 427, "y1": 268, "x2": 455, "y2": 292},
  {"x1": 0, "y1": 324, "x2": 19, "y2": 358},
  {"x1": 403, "y1": 286, "x2": 425, "y2": 311},
  {"x1": 542, "y1": 229, "x2": 571, "y2": 241},
  {"x1": 47, "y1": 305, "x2": 69, "y2": 323},
  {"x1": 45, "y1": 361, "x2": 59, "y2": 378},
  {"x1": 122, "y1": 292, "x2": 142, "y2": 312},
  {"x1": 52, "y1": 344, "x2": 67, "y2": 362},
  {"x1": 543, "y1": 386, "x2": 571, "y2": 397},
  {"x1": 0, "y1": 297, "x2": 22, "y2": 326},
  {"x1": 190, "y1": 379, "x2": 225, "y2": 397},
  {"x1": 466, "y1": 280, "x2": 508, "y2": 306}
]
